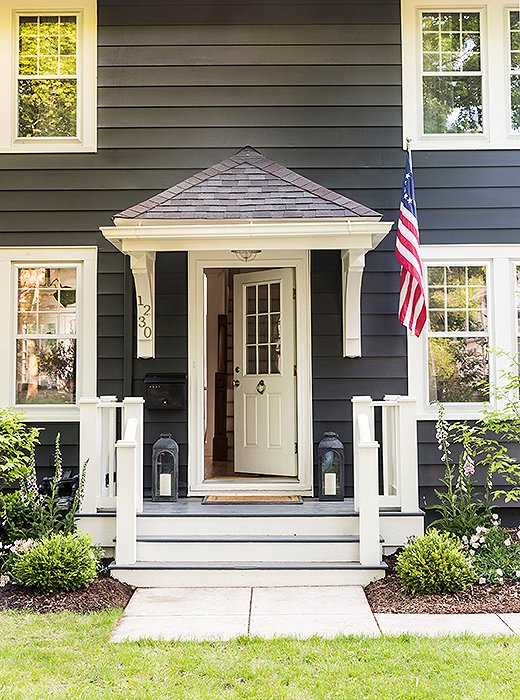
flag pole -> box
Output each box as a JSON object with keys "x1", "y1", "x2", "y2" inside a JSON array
[{"x1": 406, "y1": 136, "x2": 413, "y2": 170}]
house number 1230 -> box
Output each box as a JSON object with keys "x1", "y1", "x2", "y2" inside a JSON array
[{"x1": 137, "y1": 295, "x2": 152, "y2": 339}]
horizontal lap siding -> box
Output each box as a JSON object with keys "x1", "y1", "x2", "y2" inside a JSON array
[{"x1": 1, "y1": 0, "x2": 518, "y2": 509}]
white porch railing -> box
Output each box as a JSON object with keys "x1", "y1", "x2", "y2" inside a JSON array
[
  {"x1": 352, "y1": 396, "x2": 419, "y2": 513},
  {"x1": 78, "y1": 396, "x2": 144, "y2": 514}
]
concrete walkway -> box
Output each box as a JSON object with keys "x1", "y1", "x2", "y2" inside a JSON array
[{"x1": 111, "y1": 586, "x2": 520, "y2": 641}]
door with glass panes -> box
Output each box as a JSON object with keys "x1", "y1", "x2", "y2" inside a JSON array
[{"x1": 233, "y1": 268, "x2": 297, "y2": 476}]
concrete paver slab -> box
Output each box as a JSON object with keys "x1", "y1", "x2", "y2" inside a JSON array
[
  {"x1": 250, "y1": 613, "x2": 380, "y2": 638},
  {"x1": 112, "y1": 614, "x2": 249, "y2": 642},
  {"x1": 497, "y1": 614, "x2": 520, "y2": 634},
  {"x1": 251, "y1": 585, "x2": 368, "y2": 616},
  {"x1": 124, "y1": 586, "x2": 251, "y2": 617},
  {"x1": 376, "y1": 613, "x2": 513, "y2": 636}
]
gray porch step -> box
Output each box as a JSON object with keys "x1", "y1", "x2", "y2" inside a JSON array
[
  {"x1": 110, "y1": 560, "x2": 387, "y2": 587},
  {"x1": 134, "y1": 534, "x2": 379, "y2": 563}
]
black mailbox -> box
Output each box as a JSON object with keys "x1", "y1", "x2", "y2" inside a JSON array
[{"x1": 144, "y1": 373, "x2": 187, "y2": 410}]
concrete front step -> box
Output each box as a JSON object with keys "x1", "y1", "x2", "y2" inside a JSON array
[
  {"x1": 135, "y1": 535, "x2": 374, "y2": 563},
  {"x1": 110, "y1": 561, "x2": 387, "y2": 587}
]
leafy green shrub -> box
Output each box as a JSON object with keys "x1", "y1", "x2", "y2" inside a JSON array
[
  {"x1": 0, "y1": 409, "x2": 40, "y2": 485},
  {"x1": 0, "y1": 491, "x2": 37, "y2": 544},
  {"x1": 464, "y1": 517, "x2": 520, "y2": 585},
  {"x1": 395, "y1": 529, "x2": 477, "y2": 594},
  {"x1": 10, "y1": 532, "x2": 100, "y2": 592}
]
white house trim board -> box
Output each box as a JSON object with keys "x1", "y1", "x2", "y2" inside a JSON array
[
  {"x1": 0, "y1": 0, "x2": 97, "y2": 153},
  {"x1": 187, "y1": 250, "x2": 314, "y2": 496},
  {"x1": 408, "y1": 244, "x2": 520, "y2": 420},
  {"x1": 101, "y1": 217, "x2": 393, "y2": 361},
  {"x1": 0, "y1": 247, "x2": 97, "y2": 422},
  {"x1": 130, "y1": 252, "x2": 156, "y2": 359}
]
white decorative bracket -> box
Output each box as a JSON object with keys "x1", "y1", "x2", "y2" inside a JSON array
[
  {"x1": 341, "y1": 249, "x2": 367, "y2": 358},
  {"x1": 130, "y1": 252, "x2": 156, "y2": 359}
]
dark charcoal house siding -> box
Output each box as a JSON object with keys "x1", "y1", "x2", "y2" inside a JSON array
[{"x1": 0, "y1": 0, "x2": 519, "y2": 511}]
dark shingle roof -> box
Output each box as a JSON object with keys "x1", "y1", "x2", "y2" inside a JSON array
[{"x1": 115, "y1": 146, "x2": 380, "y2": 220}]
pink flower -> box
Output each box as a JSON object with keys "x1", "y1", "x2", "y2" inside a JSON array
[{"x1": 462, "y1": 455, "x2": 475, "y2": 476}]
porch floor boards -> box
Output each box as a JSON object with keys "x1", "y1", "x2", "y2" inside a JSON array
[{"x1": 139, "y1": 497, "x2": 356, "y2": 517}]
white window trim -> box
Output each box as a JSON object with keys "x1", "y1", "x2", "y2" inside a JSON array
[
  {"x1": 0, "y1": 247, "x2": 97, "y2": 422},
  {"x1": 402, "y1": 0, "x2": 520, "y2": 149},
  {"x1": 408, "y1": 244, "x2": 519, "y2": 419},
  {"x1": 0, "y1": 1, "x2": 96, "y2": 153}
]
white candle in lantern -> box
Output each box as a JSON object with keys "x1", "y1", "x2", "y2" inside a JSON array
[
  {"x1": 324, "y1": 472, "x2": 336, "y2": 496},
  {"x1": 159, "y1": 473, "x2": 172, "y2": 497}
]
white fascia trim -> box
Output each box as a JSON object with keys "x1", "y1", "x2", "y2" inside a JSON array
[
  {"x1": 402, "y1": 0, "x2": 520, "y2": 150},
  {"x1": 0, "y1": 0, "x2": 97, "y2": 153},
  {"x1": 408, "y1": 243, "x2": 520, "y2": 420},
  {"x1": 0, "y1": 246, "x2": 97, "y2": 423},
  {"x1": 102, "y1": 218, "x2": 393, "y2": 253}
]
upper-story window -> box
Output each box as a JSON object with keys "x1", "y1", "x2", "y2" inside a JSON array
[
  {"x1": 402, "y1": 1, "x2": 520, "y2": 149},
  {"x1": 0, "y1": 1, "x2": 96, "y2": 152}
]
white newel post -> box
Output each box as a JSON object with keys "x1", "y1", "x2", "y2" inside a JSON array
[
  {"x1": 116, "y1": 419, "x2": 138, "y2": 566},
  {"x1": 356, "y1": 413, "x2": 381, "y2": 567},
  {"x1": 78, "y1": 398, "x2": 101, "y2": 513},
  {"x1": 397, "y1": 396, "x2": 419, "y2": 512},
  {"x1": 122, "y1": 397, "x2": 145, "y2": 514},
  {"x1": 99, "y1": 396, "x2": 118, "y2": 498},
  {"x1": 351, "y1": 396, "x2": 374, "y2": 512}
]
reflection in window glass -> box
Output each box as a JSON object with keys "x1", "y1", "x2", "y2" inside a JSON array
[
  {"x1": 510, "y1": 11, "x2": 520, "y2": 132},
  {"x1": 244, "y1": 281, "x2": 281, "y2": 375},
  {"x1": 421, "y1": 11, "x2": 483, "y2": 134},
  {"x1": 426, "y1": 265, "x2": 489, "y2": 403},
  {"x1": 16, "y1": 267, "x2": 77, "y2": 404},
  {"x1": 17, "y1": 15, "x2": 78, "y2": 138}
]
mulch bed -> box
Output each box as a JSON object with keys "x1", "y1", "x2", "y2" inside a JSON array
[
  {"x1": 0, "y1": 576, "x2": 135, "y2": 614},
  {"x1": 365, "y1": 553, "x2": 520, "y2": 614}
]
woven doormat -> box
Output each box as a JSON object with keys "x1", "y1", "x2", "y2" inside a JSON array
[{"x1": 201, "y1": 495, "x2": 303, "y2": 505}]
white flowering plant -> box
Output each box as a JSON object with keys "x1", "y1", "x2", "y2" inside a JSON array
[{"x1": 462, "y1": 515, "x2": 520, "y2": 585}]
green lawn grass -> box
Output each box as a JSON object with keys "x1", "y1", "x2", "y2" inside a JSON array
[{"x1": 0, "y1": 610, "x2": 519, "y2": 699}]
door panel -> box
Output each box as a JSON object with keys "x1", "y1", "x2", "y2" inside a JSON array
[{"x1": 233, "y1": 268, "x2": 297, "y2": 477}]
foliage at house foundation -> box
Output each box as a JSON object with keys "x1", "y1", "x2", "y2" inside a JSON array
[
  {"x1": 0, "y1": 408, "x2": 40, "y2": 485},
  {"x1": 395, "y1": 529, "x2": 476, "y2": 594}
]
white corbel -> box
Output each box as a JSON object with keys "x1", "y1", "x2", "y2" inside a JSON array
[
  {"x1": 130, "y1": 252, "x2": 156, "y2": 359},
  {"x1": 341, "y1": 249, "x2": 367, "y2": 358}
]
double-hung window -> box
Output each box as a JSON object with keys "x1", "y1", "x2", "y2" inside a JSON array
[
  {"x1": 0, "y1": 1, "x2": 96, "y2": 152},
  {"x1": 408, "y1": 246, "x2": 520, "y2": 419},
  {"x1": 402, "y1": 1, "x2": 520, "y2": 149},
  {"x1": 0, "y1": 248, "x2": 97, "y2": 421}
]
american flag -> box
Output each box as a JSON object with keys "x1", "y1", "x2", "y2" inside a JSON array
[{"x1": 395, "y1": 152, "x2": 427, "y2": 337}]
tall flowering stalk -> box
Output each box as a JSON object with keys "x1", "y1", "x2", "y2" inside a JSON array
[{"x1": 429, "y1": 403, "x2": 494, "y2": 539}]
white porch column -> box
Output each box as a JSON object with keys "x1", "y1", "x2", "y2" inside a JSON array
[
  {"x1": 356, "y1": 413, "x2": 381, "y2": 567},
  {"x1": 78, "y1": 397, "x2": 101, "y2": 513},
  {"x1": 122, "y1": 397, "x2": 145, "y2": 513},
  {"x1": 397, "y1": 396, "x2": 419, "y2": 512},
  {"x1": 352, "y1": 396, "x2": 375, "y2": 512},
  {"x1": 115, "y1": 418, "x2": 138, "y2": 566}
]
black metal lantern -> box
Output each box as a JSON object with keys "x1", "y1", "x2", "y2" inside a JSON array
[
  {"x1": 151, "y1": 433, "x2": 179, "y2": 502},
  {"x1": 318, "y1": 431, "x2": 345, "y2": 501}
]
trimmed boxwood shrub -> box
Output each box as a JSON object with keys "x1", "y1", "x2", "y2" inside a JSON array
[
  {"x1": 395, "y1": 529, "x2": 477, "y2": 594},
  {"x1": 10, "y1": 532, "x2": 100, "y2": 593}
]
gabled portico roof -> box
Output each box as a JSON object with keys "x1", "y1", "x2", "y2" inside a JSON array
[
  {"x1": 115, "y1": 146, "x2": 380, "y2": 221},
  {"x1": 101, "y1": 146, "x2": 394, "y2": 361}
]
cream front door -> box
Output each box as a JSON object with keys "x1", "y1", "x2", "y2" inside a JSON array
[{"x1": 233, "y1": 268, "x2": 297, "y2": 477}]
